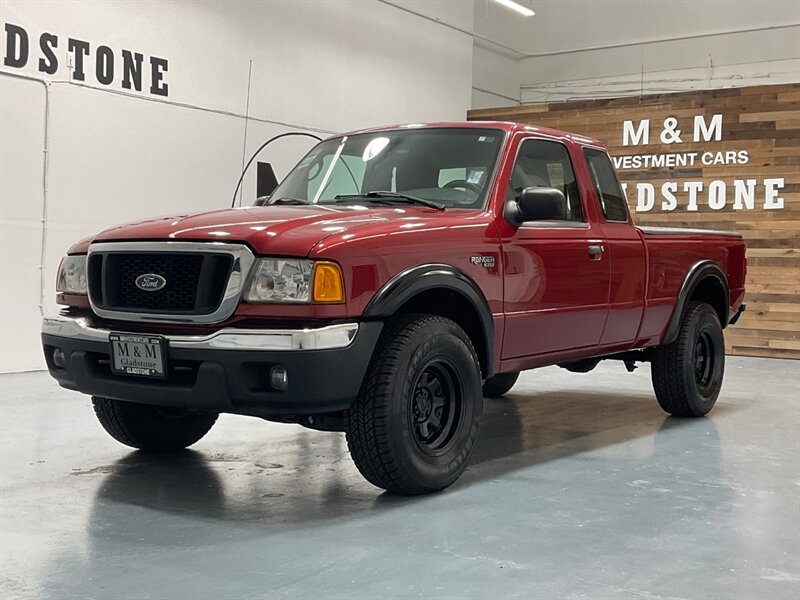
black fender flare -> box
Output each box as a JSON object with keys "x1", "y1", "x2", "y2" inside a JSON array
[
  {"x1": 662, "y1": 260, "x2": 729, "y2": 345},
  {"x1": 364, "y1": 263, "x2": 494, "y2": 377}
]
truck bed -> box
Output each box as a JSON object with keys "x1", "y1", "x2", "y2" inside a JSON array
[{"x1": 637, "y1": 225, "x2": 743, "y2": 238}]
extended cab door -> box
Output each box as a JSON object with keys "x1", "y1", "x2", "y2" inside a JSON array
[
  {"x1": 583, "y1": 147, "x2": 647, "y2": 348},
  {"x1": 501, "y1": 136, "x2": 611, "y2": 359}
]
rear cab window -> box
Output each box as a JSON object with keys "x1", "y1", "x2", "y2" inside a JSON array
[{"x1": 583, "y1": 147, "x2": 629, "y2": 222}]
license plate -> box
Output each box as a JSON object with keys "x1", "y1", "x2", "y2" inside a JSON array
[{"x1": 109, "y1": 333, "x2": 167, "y2": 378}]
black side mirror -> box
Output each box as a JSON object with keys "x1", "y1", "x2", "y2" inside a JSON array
[{"x1": 505, "y1": 186, "x2": 567, "y2": 225}]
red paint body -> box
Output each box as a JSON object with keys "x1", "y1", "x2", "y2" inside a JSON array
[{"x1": 61, "y1": 122, "x2": 747, "y2": 373}]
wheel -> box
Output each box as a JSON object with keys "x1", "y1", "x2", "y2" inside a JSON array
[
  {"x1": 482, "y1": 372, "x2": 519, "y2": 397},
  {"x1": 346, "y1": 314, "x2": 483, "y2": 495},
  {"x1": 92, "y1": 397, "x2": 218, "y2": 452},
  {"x1": 651, "y1": 302, "x2": 725, "y2": 417}
]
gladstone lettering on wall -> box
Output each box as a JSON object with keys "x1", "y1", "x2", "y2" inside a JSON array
[
  {"x1": 616, "y1": 114, "x2": 785, "y2": 213},
  {"x1": 2, "y1": 22, "x2": 169, "y2": 96}
]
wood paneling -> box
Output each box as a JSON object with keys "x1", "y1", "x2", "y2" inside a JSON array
[{"x1": 469, "y1": 83, "x2": 799, "y2": 359}]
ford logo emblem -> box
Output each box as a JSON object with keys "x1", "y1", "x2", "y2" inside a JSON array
[{"x1": 134, "y1": 273, "x2": 167, "y2": 292}]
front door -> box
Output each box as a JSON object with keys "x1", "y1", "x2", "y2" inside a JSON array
[{"x1": 502, "y1": 137, "x2": 610, "y2": 359}]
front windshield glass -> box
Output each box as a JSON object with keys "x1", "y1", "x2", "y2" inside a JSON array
[{"x1": 262, "y1": 127, "x2": 504, "y2": 209}]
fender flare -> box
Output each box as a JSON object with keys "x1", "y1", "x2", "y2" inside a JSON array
[
  {"x1": 662, "y1": 260, "x2": 729, "y2": 346},
  {"x1": 364, "y1": 263, "x2": 494, "y2": 377}
]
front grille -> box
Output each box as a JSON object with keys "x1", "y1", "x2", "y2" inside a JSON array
[
  {"x1": 117, "y1": 254, "x2": 203, "y2": 311},
  {"x1": 88, "y1": 252, "x2": 233, "y2": 315}
]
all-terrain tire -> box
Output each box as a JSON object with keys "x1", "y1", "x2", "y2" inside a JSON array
[
  {"x1": 651, "y1": 302, "x2": 725, "y2": 417},
  {"x1": 92, "y1": 397, "x2": 218, "y2": 452},
  {"x1": 482, "y1": 372, "x2": 520, "y2": 397},
  {"x1": 346, "y1": 314, "x2": 483, "y2": 495}
]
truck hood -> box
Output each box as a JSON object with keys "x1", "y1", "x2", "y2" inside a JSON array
[{"x1": 75, "y1": 205, "x2": 455, "y2": 256}]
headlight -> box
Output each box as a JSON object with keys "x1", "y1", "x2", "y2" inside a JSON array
[
  {"x1": 244, "y1": 258, "x2": 313, "y2": 303},
  {"x1": 244, "y1": 258, "x2": 345, "y2": 304},
  {"x1": 56, "y1": 255, "x2": 88, "y2": 294}
]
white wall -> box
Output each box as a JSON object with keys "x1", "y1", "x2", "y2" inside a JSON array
[
  {"x1": 471, "y1": 45, "x2": 519, "y2": 109},
  {"x1": 471, "y1": 0, "x2": 800, "y2": 105},
  {"x1": 516, "y1": 26, "x2": 800, "y2": 103},
  {"x1": 0, "y1": 0, "x2": 475, "y2": 372}
]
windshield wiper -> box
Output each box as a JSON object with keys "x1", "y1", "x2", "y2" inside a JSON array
[
  {"x1": 268, "y1": 197, "x2": 312, "y2": 206},
  {"x1": 333, "y1": 191, "x2": 445, "y2": 211}
]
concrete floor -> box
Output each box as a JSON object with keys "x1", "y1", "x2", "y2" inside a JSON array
[{"x1": 1, "y1": 357, "x2": 798, "y2": 600}]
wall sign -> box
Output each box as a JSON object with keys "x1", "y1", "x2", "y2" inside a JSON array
[
  {"x1": 2, "y1": 22, "x2": 169, "y2": 96},
  {"x1": 615, "y1": 113, "x2": 785, "y2": 213},
  {"x1": 468, "y1": 83, "x2": 799, "y2": 360}
]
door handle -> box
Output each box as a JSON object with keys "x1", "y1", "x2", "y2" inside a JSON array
[{"x1": 588, "y1": 244, "x2": 604, "y2": 259}]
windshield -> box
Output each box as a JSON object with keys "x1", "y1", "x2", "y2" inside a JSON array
[{"x1": 260, "y1": 127, "x2": 504, "y2": 209}]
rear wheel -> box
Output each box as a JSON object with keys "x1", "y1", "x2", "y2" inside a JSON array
[
  {"x1": 651, "y1": 302, "x2": 725, "y2": 417},
  {"x1": 346, "y1": 314, "x2": 482, "y2": 495},
  {"x1": 92, "y1": 397, "x2": 218, "y2": 452},
  {"x1": 482, "y1": 372, "x2": 520, "y2": 397}
]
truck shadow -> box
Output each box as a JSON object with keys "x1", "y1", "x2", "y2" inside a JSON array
[
  {"x1": 462, "y1": 390, "x2": 729, "y2": 487},
  {"x1": 84, "y1": 387, "x2": 735, "y2": 532},
  {"x1": 37, "y1": 387, "x2": 736, "y2": 597}
]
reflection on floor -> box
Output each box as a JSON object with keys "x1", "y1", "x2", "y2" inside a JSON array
[{"x1": 1, "y1": 357, "x2": 798, "y2": 599}]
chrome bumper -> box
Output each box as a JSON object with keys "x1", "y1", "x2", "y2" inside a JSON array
[{"x1": 42, "y1": 314, "x2": 359, "y2": 351}]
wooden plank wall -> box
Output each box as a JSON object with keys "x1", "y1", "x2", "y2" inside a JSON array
[{"x1": 468, "y1": 83, "x2": 799, "y2": 359}]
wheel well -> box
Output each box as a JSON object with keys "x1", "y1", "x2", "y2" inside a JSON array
[
  {"x1": 396, "y1": 288, "x2": 490, "y2": 377},
  {"x1": 690, "y1": 276, "x2": 728, "y2": 327}
]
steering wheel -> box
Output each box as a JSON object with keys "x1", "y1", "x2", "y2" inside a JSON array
[{"x1": 443, "y1": 179, "x2": 482, "y2": 193}]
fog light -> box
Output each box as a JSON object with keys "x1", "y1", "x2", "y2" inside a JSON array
[
  {"x1": 52, "y1": 348, "x2": 66, "y2": 369},
  {"x1": 269, "y1": 365, "x2": 288, "y2": 391}
]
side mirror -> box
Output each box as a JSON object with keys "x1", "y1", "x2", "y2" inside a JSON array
[{"x1": 505, "y1": 187, "x2": 567, "y2": 225}]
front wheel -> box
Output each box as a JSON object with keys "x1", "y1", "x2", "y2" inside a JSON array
[
  {"x1": 92, "y1": 397, "x2": 218, "y2": 452},
  {"x1": 651, "y1": 302, "x2": 725, "y2": 417},
  {"x1": 346, "y1": 314, "x2": 483, "y2": 495}
]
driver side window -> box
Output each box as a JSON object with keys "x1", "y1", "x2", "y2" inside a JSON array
[{"x1": 509, "y1": 139, "x2": 584, "y2": 221}]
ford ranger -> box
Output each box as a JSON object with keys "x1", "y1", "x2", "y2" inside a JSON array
[{"x1": 42, "y1": 122, "x2": 746, "y2": 494}]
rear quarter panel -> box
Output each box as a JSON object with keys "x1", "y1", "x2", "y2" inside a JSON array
[{"x1": 636, "y1": 230, "x2": 746, "y2": 346}]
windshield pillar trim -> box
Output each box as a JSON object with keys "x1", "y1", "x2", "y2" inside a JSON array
[{"x1": 312, "y1": 136, "x2": 348, "y2": 204}]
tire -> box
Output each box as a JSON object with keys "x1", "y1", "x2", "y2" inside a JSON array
[
  {"x1": 482, "y1": 372, "x2": 520, "y2": 397},
  {"x1": 651, "y1": 302, "x2": 725, "y2": 417},
  {"x1": 92, "y1": 397, "x2": 218, "y2": 452},
  {"x1": 346, "y1": 314, "x2": 483, "y2": 495}
]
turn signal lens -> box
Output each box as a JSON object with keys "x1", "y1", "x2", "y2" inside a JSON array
[{"x1": 312, "y1": 262, "x2": 344, "y2": 303}]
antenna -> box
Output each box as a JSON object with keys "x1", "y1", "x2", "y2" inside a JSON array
[
  {"x1": 237, "y1": 59, "x2": 253, "y2": 207},
  {"x1": 230, "y1": 131, "x2": 323, "y2": 208}
]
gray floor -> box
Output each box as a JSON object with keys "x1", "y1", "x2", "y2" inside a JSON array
[{"x1": 1, "y1": 358, "x2": 798, "y2": 600}]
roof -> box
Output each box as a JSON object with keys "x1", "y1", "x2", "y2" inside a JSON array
[{"x1": 331, "y1": 121, "x2": 606, "y2": 148}]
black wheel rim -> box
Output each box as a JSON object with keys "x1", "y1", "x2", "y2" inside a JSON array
[
  {"x1": 409, "y1": 358, "x2": 463, "y2": 456},
  {"x1": 694, "y1": 330, "x2": 716, "y2": 392}
]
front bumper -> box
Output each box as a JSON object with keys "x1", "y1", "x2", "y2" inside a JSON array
[{"x1": 42, "y1": 314, "x2": 382, "y2": 417}]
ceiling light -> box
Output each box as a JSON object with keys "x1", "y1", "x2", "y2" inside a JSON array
[{"x1": 492, "y1": 0, "x2": 535, "y2": 17}]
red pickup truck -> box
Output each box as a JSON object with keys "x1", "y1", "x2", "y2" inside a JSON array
[{"x1": 42, "y1": 122, "x2": 746, "y2": 494}]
